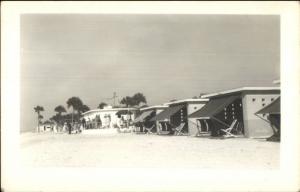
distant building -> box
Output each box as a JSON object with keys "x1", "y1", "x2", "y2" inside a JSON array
[
  {"x1": 36, "y1": 122, "x2": 54, "y2": 132},
  {"x1": 189, "y1": 87, "x2": 280, "y2": 138},
  {"x1": 151, "y1": 99, "x2": 209, "y2": 135},
  {"x1": 133, "y1": 105, "x2": 168, "y2": 133},
  {"x1": 82, "y1": 105, "x2": 138, "y2": 129}
]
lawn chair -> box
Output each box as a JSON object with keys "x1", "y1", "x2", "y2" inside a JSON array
[
  {"x1": 157, "y1": 123, "x2": 162, "y2": 133},
  {"x1": 172, "y1": 123, "x2": 186, "y2": 136},
  {"x1": 144, "y1": 124, "x2": 155, "y2": 134},
  {"x1": 220, "y1": 119, "x2": 238, "y2": 138}
]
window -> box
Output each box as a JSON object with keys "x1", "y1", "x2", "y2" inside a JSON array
[
  {"x1": 224, "y1": 107, "x2": 227, "y2": 111},
  {"x1": 262, "y1": 103, "x2": 265, "y2": 106},
  {"x1": 252, "y1": 98, "x2": 256, "y2": 102},
  {"x1": 194, "y1": 107, "x2": 197, "y2": 110},
  {"x1": 271, "y1": 98, "x2": 274, "y2": 101},
  {"x1": 262, "y1": 98, "x2": 265, "y2": 102}
]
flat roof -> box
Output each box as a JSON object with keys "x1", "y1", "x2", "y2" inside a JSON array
[
  {"x1": 201, "y1": 87, "x2": 280, "y2": 98},
  {"x1": 164, "y1": 98, "x2": 209, "y2": 106},
  {"x1": 140, "y1": 105, "x2": 169, "y2": 111},
  {"x1": 82, "y1": 107, "x2": 138, "y2": 116}
]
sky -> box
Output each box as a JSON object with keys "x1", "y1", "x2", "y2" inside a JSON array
[{"x1": 21, "y1": 14, "x2": 280, "y2": 132}]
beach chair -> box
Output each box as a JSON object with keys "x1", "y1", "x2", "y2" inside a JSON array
[
  {"x1": 144, "y1": 124, "x2": 155, "y2": 134},
  {"x1": 157, "y1": 123, "x2": 163, "y2": 134},
  {"x1": 172, "y1": 123, "x2": 186, "y2": 136},
  {"x1": 220, "y1": 119, "x2": 238, "y2": 138}
]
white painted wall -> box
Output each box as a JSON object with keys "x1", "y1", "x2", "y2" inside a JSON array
[
  {"x1": 187, "y1": 103, "x2": 207, "y2": 136},
  {"x1": 83, "y1": 109, "x2": 137, "y2": 128},
  {"x1": 242, "y1": 93, "x2": 280, "y2": 138}
]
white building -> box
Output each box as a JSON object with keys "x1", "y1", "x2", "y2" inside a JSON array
[
  {"x1": 133, "y1": 105, "x2": 169, "y2": 133},
  {"x1": 82, "y1": 105, "x2": 138, "y2": 129},
  {"x1": 189, "y1": 87, "x2": 280, "y2": 138},
  {"x1": 150, "y1": 99, "x2": 209, "y2": 135}
]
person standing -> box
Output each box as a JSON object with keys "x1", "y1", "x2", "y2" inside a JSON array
[{"x1": 67, "y1": 122, "x2": 72, "y2": 134}]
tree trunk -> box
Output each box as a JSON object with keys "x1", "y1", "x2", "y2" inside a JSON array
[
  {"x1": 72, "y1": 108, "x2": 74, "y2": 125},
  {"x1": 37, "y1": 112, "x2": 40, "y2": 132}
]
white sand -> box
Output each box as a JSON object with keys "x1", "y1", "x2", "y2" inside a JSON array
[{"x1": 20, "y1": 132, "x2": 279, "y2": 169}]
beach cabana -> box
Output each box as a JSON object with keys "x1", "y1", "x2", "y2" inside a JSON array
[
  {"x1": 190, "y1": 87, "x2": 280, "y2": 138},
  {"x1": 151, "y1": 99, "x2": 208, "y2": 135},
  {"x1": 255, "y1": 97, "x2": 280, "y2": 141},
  {"x1": 133, "y1": 105, "x2": 168, "y2": 133}
]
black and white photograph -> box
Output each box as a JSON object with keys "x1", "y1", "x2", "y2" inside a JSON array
[{"x1": 1, "y1": 2, "x2": 300, "y2": 192}]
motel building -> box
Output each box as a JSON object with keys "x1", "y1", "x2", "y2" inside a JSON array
[
  {"x1": 81, "y1": 105, "x2": 138, "y2": 131},
  {"x1": 133, "y1": 105, "x2": 168, "y2": 133},
  {"x1": 189, "y1": 87, "x2": 280, "y2": 138},
  {"x1": 150, "y1": 99, "x2": 209, "y2": 135}
]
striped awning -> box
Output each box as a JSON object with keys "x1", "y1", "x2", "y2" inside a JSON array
[
  {"x1": 150, "y1": 105, "x2": 184, "y2": 121},
  {"x1": 133, "y1": 110, "x2": 154, "y2": 124}
]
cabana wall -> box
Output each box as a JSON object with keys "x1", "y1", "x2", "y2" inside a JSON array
[
  {"x1": 186, "y1": 102, "x2": 208, "y2": 136},
  {"x1": 134, "y1": 106, "x2": 167, "y2": 134},
  {"x1": 189, "y1": 95, "x2": 244, "y2": 137},
  {"x1": 170, "y1": 106, "x2": 188, "y2": 133},
  {"x1": 152, "y1": 99, "x2": 208, "y2": 136},
  {"x1": 195, "y1": 88, "x2": 280, "y2": 138},
  {"x1": 241, "y1": 91, "x2": 279, "y2": 138},
  {"x1": 211, "y1": 96, "x2": 244, "y2": 136}
]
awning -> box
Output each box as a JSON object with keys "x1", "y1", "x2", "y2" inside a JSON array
[
  {"x1": 256, "y1": 97, "x2": 280, "y2": 114},
  {"x1": 188, "y1": 95, "x2": 240, "y2": 119},
  {"x1": 150, "y1": 105, "x2": 184, "y2": 121},
  {"x1": 133, "y1": 110, "x2": 154, "y2": 124}
]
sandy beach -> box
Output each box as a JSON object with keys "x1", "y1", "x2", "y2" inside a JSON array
[{"x1": 20, "y1": 132, "x2": 279, "y2": 169}]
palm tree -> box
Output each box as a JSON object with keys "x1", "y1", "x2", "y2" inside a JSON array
[
  {"x1": 79, "y1": 104, "x2": 90, "y2": 114},
  {"x1": 54, "y1": 105, "x2": 66, "y2": 125},
  {"x1": 34, "y1": 105, "x2": 44, "y2": 132},
  {"x1": 120, "y1": 93, "x2": 147, "y2": 107},
  {"x1": 98, "y1": 102, "x2": 108, "y2": 109},
  {"x1": 120, "y1": 96, "x2": 134, "y2": 107},
  {"x1": 132, "y1": 93, "x2": 147, "y2": 106},
  {"x1": 38, "y1": 114, "x2": 44, "y2": 123},
  {"x1": 54, "y1": 105, "x2": 66, "y2": 115},
  {"x1": 66, "y1": 97, "x2": 83, "y2": 125}
]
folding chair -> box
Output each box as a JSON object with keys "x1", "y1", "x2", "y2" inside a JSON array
[
  {"x1": 172, "y1": 123, "x2": 186, "y2": 136},
  {"x1": 220, "y1": 119, "x2": 238, "y2": 138},
  {"x1": 157, "y1": 123, "x2": 163, "y2": 133},
  {"x1": 144, "y1": 124, "x2": 155, "y2": 134}
]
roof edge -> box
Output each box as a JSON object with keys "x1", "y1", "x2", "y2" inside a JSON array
[
  {"x1": 82, "y1": 107, "x2": 138, "y2": 115},
  {"x1": 164, "y1": 98, "x2": 209, "y2": 105},
  {"x1": 201, "y1": 87, "x2": 280, "y2": 98},
  {"x1": 140, "y1": 105, "x2": 168, "y2": 111}
]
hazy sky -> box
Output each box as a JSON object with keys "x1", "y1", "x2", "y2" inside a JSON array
[{"x1": 21, "y1": 14, "x2": 280, "y2": 132}]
